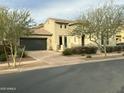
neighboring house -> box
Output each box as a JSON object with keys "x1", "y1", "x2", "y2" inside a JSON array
[
  {"x1": 116, "y1": 28, "x2": 124, "y2": 44},
  {"x1": 20, "y1": 18, "x2": 124, "y2": 51}
]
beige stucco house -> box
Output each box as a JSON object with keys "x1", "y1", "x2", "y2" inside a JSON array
[
  {"x1": 20, "y1": 18, "x2": 85, "y2": 51},
  {"x1": 43, "y1": 18, "x2": 85, "y2": 51},
  {"x1": 20, "y1": 18, "x2": 124, "y2": 51}
]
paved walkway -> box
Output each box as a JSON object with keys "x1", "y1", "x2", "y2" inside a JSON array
[
  {"x1": 28, "y1": 51, "x2": 124, "y2": 65},
  {"x1": 28, "y1": 51, "x2": 60, "y2": 61}
]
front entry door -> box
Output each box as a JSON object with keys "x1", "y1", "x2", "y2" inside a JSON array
[
  {"x1": 64, "y1": 36, "x2": 67, "y2": 48},
  {"x1": 82, "y1": 35, "x2": 85, "y2": 46}
]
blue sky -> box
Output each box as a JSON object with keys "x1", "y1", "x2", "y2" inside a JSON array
[{"x1": 0, "y1": 0, "x2": 123, "y2": 24}]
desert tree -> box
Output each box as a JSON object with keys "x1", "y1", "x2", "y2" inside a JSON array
[
  {"x1": 72, "y1": 3, "x2": 124, "y2": 56},
  {"x1": 0, "y1": 8, "x2": 34, "y2": 67},
  {"x1": 6, "y1": 10, "x2": 33, "y2": 67},
  {"x1": 0, "y1": 7, "x2": 10, "y2": 66}
]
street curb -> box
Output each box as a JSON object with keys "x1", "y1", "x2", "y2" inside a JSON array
[
  {"x1": 84, "y1": 56, "x2": 124, "y2": 63},
  {"x1": 0, "y1": 60, "x2": 38, "y2": 66},
  {"x1": 0, "y1": 56, "x2": 124, "y2": 75}
]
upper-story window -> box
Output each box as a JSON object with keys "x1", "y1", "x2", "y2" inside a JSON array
[{"x1": 60, "y1": 24, "x2": 67, "y2": 29}]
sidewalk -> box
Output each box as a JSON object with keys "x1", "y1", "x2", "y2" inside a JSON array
[{"x1": 0, "y1": 52, "x2": 124, "y2": 75}]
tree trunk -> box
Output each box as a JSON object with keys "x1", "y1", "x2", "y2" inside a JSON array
[
  {"x1": 10, "y1": 43, "x2": 17, "y2": 67},
  {"x1": 19, "y1": 46, "x2": 25, "y2": 66},
  {"x1": 12, "y1": 55, "x2": 16, "y2": 67},
  {"x1": 3, "y1": 41, "x2": 10, "y2": 67},
  {"x1": 103, "y1": 46, "x2": 107, "y2": 56},
  {"x1": 89, "y1": 37, "x2": 102, "y2": 54},
  {"x1": 103, "y1": 39, "x2": 107, "y2": 57},
  {"x1": 13, "y1": 45, "x2": 17, "y2": 67}
]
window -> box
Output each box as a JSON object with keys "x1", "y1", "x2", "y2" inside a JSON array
[
  {"x1": 60, "y1": 24, "x2": 67, "y2": 29},
  {"x1": 82, "y1": 35, "x2": 85, "y2": 46},
  {"x1": 64, "y1": 36, "x2": 67, "y2": 47},
  {"x1": 59, "y1": 36, "x2": 62, "y2": 45},
  {"x1": 60, "y1": 24, "x2": 62, "y2": 28},
  {"x1": 116, "y1": 38, "x2": 119, "y2": 41},
  {"x1": 116, "y1": 35, "x2": 121, "y2": 37},
  {"x1": 64, "y1": 25, "x2": 67, "y2": 29}
]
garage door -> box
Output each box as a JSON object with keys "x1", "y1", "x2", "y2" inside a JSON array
[{"x1": 20, "y1": 38, "x2": 47, "y2": 51}]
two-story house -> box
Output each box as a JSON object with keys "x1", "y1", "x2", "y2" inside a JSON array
[
  {"x1": 20, "y1": 18, "x2": 85, "y2": 51},
  {"x1": 43, "y1": 18, "x2": 85, "y2": 51}
]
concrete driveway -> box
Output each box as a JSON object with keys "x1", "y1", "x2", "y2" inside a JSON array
[
  {"x1": 27, "y1": 51, "x2": 84, "y2": 65},
  {"x1": 27, "y1": 51, "x2": 124, "y2": 67}
]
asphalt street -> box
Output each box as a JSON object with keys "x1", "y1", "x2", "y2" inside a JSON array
[{"x1": 0, "y1": 59, "x2": 124, "y2": 93}]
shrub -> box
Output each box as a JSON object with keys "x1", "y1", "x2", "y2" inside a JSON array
[
  {"x1": 63, "y1": 48, "x2": 73, "y2": 56},
  {"x1": 115, "y1": 45, "x2": 124, "y2": 52},
  {"x1": 63, "y1": 46, "x2": 97, "y2": 56},
  {"x1": 106, "y1": 46, "x2": 115, "y2": 53},
  {"x1": 86, "y1": 55, "x2": 92, "y2": 58},
  {"x1": 71, "y1": 46, "x2": 97, "y2": 54},
  {"x1": 115, "y1": 46, "x2": 121, "y2": 52},
  {"x1": 17, "y1": 48, "x2": 27, "y2": 58},
  {"x1": 71, "y1": 47, "x2": 83, "y2": 54},
  {"x1": 81, "y1": 54, "x2": 85, "y2": 56},
  {"x1": 0, "y1": 53, "x2": 7, "y2": 61},
  {"x1": 85, "y1": 47, "x2": 97, "y2": 54},
  {"x1": 0, "y1": 45, "x2": 10, "y2": 55},
  {"x1": 101, "y1": 46, "x2": 124, "y2": 53}
]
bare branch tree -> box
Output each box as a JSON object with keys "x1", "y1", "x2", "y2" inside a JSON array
[{"x1": 72, "y1": 3, "x2": 124, "y2": 56}]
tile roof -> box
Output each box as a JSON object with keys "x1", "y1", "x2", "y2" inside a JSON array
[
  {"x1": 32, "y1": 28, "x2": 52, "y2": 36},
  {"x1": 69, "y1": 20, "x2": 89, "y2": 26}
]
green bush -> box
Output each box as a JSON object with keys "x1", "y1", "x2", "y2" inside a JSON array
[
  {"x1": 70, "y1": 46, "x2": 97, "y2": 54},
  {"x1": 62, "y1": 48, "x2": 73, "y2": 56},
  {"x1": 81, "y1": 54, "x2": 85, "y2": 56},
  {"x1": 63, "y1": 46, "x2": 97, "y2": 56},
  {"x1": 106, "y1": 46, "x2": 115, "y2": 53},
  {"x1": 0, "y1": 53, "x2": 7, "y2": 61},
  {"x1": 71, "y1": 47, "x2": 83, "y2": 54},
  {"x1": 102, "y1": 45, "x2": 124, "y2": 53},
  {"x1": 0, "y1": 45, "x2": 10, "y2": 55},
  {"x1": 86, "y1": 55, "x2": 92, "y2": 58},
  {"x1": 17, "y1": 49, "x2": 27, "y2": 58},
  {"x1": 63, "y1": 45, "x2": 124, "y2": 56},
  {"x1": 115, "y1": 45, "x2": 124, "y2": 52},
  {"x1": 101, "y1": 46, "x2": 124, "y2": 53},
  {"x1": 85, "y1": 47, "x2": 97, "y2": 54}
]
